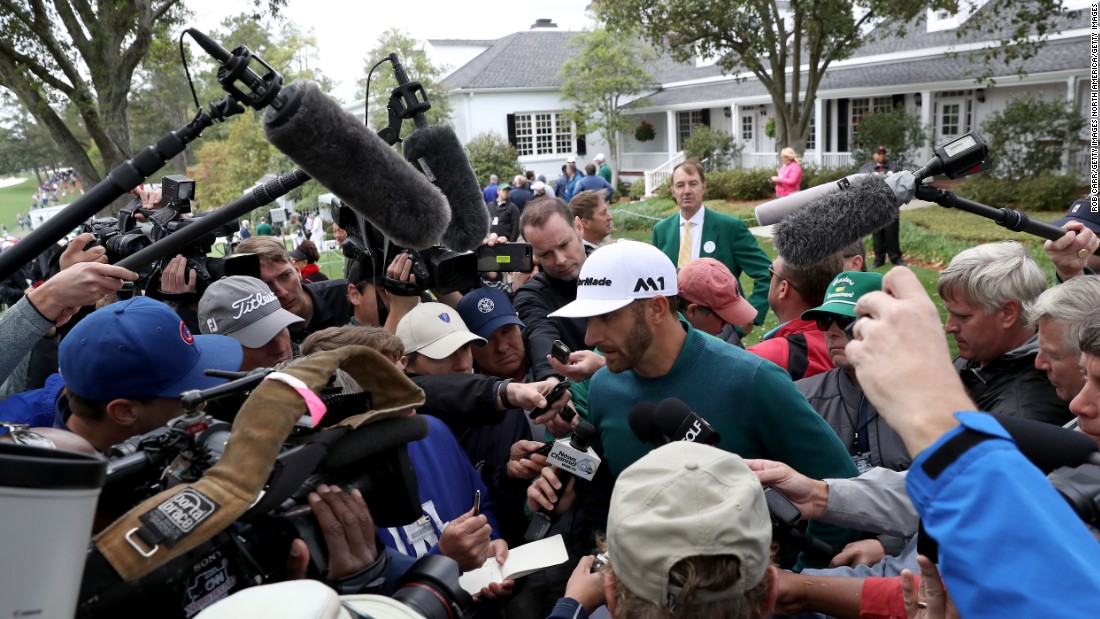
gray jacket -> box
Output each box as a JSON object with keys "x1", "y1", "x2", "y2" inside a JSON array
[
  {"x1": 0, "y1": 296, "x2": 53, "y2": 395},
  {"x1": 796, "y1": 367, "x2": 911, "y2": 471}
]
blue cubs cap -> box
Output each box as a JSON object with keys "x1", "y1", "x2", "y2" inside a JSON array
[
  {"x1": 60, "y1": 296, "x2": 243, "y2": 401},
  {"x1": 456, "y1": 287, "x2": 524, "y2": 339}
]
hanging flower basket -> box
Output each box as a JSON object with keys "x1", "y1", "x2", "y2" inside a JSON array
[
  {"x1": 764, "y1": 117, "x2": 776, "y2": 139},
  {"x1": 634, "y1": 120, "x2": 655, "y2": 142}
]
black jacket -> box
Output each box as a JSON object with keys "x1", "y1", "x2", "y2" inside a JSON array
[
  {"x1": 513, "y1": 272, "x2": 589, "y2": 381},
  {"x1": 954, "y1": 335, "x2": 1071, "y2": 426},
  {"x1": 486, "y1": 200, "x2": 521, "y2": 243},
  {"x1": 292, "y1": 278, "x2": 354, "y2": 344}
]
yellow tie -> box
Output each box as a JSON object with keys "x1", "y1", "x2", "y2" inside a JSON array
[{"x1": 678, "y1": 220, "x2": 692, "y2": 268}]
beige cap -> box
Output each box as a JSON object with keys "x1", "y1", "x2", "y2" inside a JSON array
[
  {"x1": 396, "y1": 302, "x2": 485, "y2": 360},
  {"x1": 607, "y1": 442, "x2": 771, "y2": 606}
]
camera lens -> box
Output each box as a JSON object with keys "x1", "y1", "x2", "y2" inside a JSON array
[{"x1": 392, "y1": 555, "x2": 472, "y2": 619}]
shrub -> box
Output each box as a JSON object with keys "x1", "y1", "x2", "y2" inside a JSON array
[
  {"x1": 955, "y1": 175, "x2": 1085, "y2": 212},
  {"x1": 711, "y1": 169, "x2": 774, "y2": 200},
  {"x1": 627, "y1": 178, "x2": 647, "y2": 200},
  {"x1": 801, "y1": 163, "x2": 861, "y2": 189},
  {"x1": 981, "y1": 95, "x2": 1086, "y2": 180},
  {"x1": 851, "y1": 107, "x2": 927, "y2": 169},
  {"x1": 683, "y1": 125, "x2": 741, "y2": 171},
  {"x1": 464, "y1": 132, "x2": 524, "y2": 187}
]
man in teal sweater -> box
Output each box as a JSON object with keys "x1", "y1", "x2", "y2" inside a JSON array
[{"x1": 547, "y1": 240, "x2": 860, "y2": 566}]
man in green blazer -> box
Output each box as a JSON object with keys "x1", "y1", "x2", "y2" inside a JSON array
[{"x1": 652, "y1": 160, "x2": 772, "y2": 330}]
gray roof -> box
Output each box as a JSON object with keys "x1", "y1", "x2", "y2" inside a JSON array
[
  {"x1": 429, "y1": 39, "x2": 495, "y2": 47},
  {"x1": 441, "y1": 31, "x2": 695, "y2": 91},
  {"x1": 857, "y1": 2, "x2": 1089, "y2": 56},
  {"x1": 638, "y1": 37, "x2": 1088, "y2": 108},
  {"x1": 440, "y1": 2, "x2": 1090, "y2": 96}
]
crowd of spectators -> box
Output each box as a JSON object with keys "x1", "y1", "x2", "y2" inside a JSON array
[{"x1": 3, "y1": 160, "x2": 1100, "y2": 619}]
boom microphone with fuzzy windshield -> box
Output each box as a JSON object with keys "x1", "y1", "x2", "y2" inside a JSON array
[
  {"x1": 263, "y1": 80, "x2": 450, "y2": 250},
  {"x1": 771, "y1": 174, "x2": 903, "y2": 267}
]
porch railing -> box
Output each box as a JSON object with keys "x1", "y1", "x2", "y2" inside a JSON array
[{"x1": 644, "y1": 151, "x2": 685, "y2": 196}]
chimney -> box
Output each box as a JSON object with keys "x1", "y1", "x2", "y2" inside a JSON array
[{"x1": 530, "y1": 18, "x2": 558, "y2": 30}]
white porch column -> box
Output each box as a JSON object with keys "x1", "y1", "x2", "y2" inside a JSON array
[
  {"x1": 666, "y1": 109, "x2": 677, "y2": 156},
  {"x1": 919, "y1": 90, "x2": 933, "y2": 163},
  {"x1": 814, "y1": 96, "x2": 824, "y2": 166},
  {"x1": 1065, "y1": 76, "x2": 1078, "y2": 174}
]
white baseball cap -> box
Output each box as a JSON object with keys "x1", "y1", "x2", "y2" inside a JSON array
[
  {"x1": 566, "y1": 156, "x2": 577, "y2": 163},
  {"x1": 595, "y1": 153, "x2": 606, "y2": 161},
  {"x1": 196, "y1": 579, "x2": 425, "y2": 619},
  {"x1": 397, "y1": 302, "x2": 485, "y2": 359},
  {"x1": 549, "y1": 240, "x2": 678, "y2": 318}
]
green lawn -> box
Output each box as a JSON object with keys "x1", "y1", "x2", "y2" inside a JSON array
[{"x1": 0, "y1": 178, "x2": 40, "y2": 235}]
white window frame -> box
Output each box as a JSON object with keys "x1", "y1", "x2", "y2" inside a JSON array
[
  {"x1": 514, "y1": 112, "x2": 575, "y2": 157},
  {"x1": 677, "y1": 110, "x2": 704, "y2": 150},
  {"x1": 850, "y1": 97, "x2": 894, "y2": 144}
]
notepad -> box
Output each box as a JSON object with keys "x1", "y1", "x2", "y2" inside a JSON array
[{"x1": 458, "y1": 534, "x2": 570, "y2": 594}]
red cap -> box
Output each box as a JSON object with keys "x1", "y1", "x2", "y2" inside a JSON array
[{"x1": 677, "y1": 258, "x2": 758, "y2": 326}]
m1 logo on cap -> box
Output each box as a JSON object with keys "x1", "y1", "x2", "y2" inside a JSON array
[
  {"x1": 478, "y1": 298, "x2": 496, "y2": 313},
  {"x1": 438, "y1": 313, "x2": 451, "y2": 323},
  {"x1": 634, "y1": 276, "x2": 666, "y2": 293},
  {"x1": 180, "y1": 321, "x2": 195, "y2": 344}
]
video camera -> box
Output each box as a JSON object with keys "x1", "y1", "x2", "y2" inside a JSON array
[
  {"x1": 79, "y1": 175, "x2": 259, "y2": 295},
  {"x1": 76, "y1": 368, "x2": 449, "y2": 619},
  {"x1": 335, "y1": 200, "x2": 531, "y2": 296}
]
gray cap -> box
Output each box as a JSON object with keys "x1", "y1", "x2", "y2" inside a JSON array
[{"x1": 198, "y1": 276, "x2": 304, "y2": 348}]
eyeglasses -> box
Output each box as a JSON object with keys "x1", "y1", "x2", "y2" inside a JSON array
[
  {"x1": 768, "y1": 265, "x2": 799, "y2": 293},
  {"x1": 815, "y1": 314, "x2": 857, "y2": 333}
]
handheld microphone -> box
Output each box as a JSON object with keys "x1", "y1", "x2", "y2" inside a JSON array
[
  {"x1": 627, "y1": 401, "x2": 663, "y2": 447},
  {"x1": 525, "y1": 422, "x2": 601, "y2": 541},
  {"x1": 263, "y1": 80, "x2": 451, "y2": 250},
  {"x1": 654, "y1": 398, "x2": 721, "y2": 445},
  {"x1": 772, "y1": 174, "x2": 903, "y2": 267}
]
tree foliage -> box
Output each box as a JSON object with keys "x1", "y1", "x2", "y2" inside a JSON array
[
  {"x1": 592, "y1": 0, "x2": 1073, "y2": 155},
  {"x1": 850, "y1": 107, "x2": 927, "y2": 168},
  {"x1": 464, "y1": 132, "x2": 524, "y2": 188},
  {"x1": 186, "y1": 15, "x2": 332, "y2": 217},
  {"x1": 980, "y1": 94, "x2": 1085, "y2": 179},
  {"x1": 558, "y1": 28, "x2": 654, "y2": 188},
  {"x1": 0, "y1": 0, "x2": 284, "y2": 213},
  {"x1": 682, "y1": 124, "x2": 742, "y2": 171},
  {"x1": 0, "y1": 94, "x2": 64, "y2": 181},
  {"x1": 357, "y1": 28, "x2": 451, "y2": 145}
]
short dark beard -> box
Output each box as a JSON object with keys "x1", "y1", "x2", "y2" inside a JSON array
[{"x1": 608, "y1": 301, "x2": 653, "y2": 373}]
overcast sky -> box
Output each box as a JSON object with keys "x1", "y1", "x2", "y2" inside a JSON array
[{"x1": 187, "y1": 0, "x2": 596, "y2": 102}]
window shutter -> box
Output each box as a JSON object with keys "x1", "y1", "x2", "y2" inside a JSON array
[
  {"x1": 506, "y1": 114, "x2": 516, "y2": 147},
  {"x1": 892, "y1": 94, "x2": 905, "y2": 109},
  {"x1": 577, "y1": 133, "x2": 587, "y2": 156},
  {"x1": 837, "y1": 99, "x2": 849, "y2": 152},
  {"x1": 701, "y1": 108, "x2": 711, "y2": 127}
]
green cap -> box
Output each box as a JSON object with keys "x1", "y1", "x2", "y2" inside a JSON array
[{"x1": 801, "y1": 271, "x2": 883, "y2": 320}]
